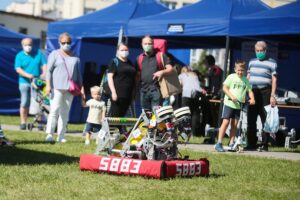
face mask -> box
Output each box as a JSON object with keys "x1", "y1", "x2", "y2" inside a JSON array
[
  {"x1": 256, "y1": 52, "x2": 266, "y2": 60},
  {"x1": 143, "y1": 44, "x2": 153, "y2": 53},
  {"x1": 60, "y1": 43, "x2": 71, "y2": 52},
  {"x1": 23, "y1": 45, "x2": 32, "y2": 53},
  {"x1": 118, "y1": 50, "x2": 129, "y2": 58}
]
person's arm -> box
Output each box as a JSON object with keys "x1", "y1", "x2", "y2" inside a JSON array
[
  {"x1": 101, "y1": 105, "x2": 106, "y2": 122},
  {"x1": 45, "y1": 51, "x2": 56, "y2": 95},
  {"x1": 81, "y1": 97, "x2": 87, "y2": 107},
  {"x1": 16, "y1": 68, "x2": 34, "y2": 80},
  {"x1": 248, "y1": 90, "x2": 255, "y2": 105},
  {"x1": 39, "y1": 50, "x2": 47, "y2": 79},
  {"x1": 153, "y1": 64, "x2": 173, "y2": 80},
  {"x1": 40, "y1": 64, "x2": 47, "y2": 79},
  {"x1": 107, "y1": 73, "x2": 117, "y2": 101},
  {"x1": 223, "y1": 84, "x2": 237, "y2": 102},
  {"x1": 270, "y1": 75, "x2": 277, "y2": 106},
  {"x1": 153, "y1": 53, "x2": 173, "y2": 79}
]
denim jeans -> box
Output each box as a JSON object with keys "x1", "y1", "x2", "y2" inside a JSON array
[
  {"x1": 19, "y1": 83, "x2": 31, "y2": 108},
  {"x1": 140, "y1": 87, "x2": 161, "y2": 111}
]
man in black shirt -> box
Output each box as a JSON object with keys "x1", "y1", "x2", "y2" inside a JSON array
[{"x1": 137, "y1": 36, "x2": 173, "y2": 111}]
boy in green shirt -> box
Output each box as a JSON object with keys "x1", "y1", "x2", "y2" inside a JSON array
[{"x1": 215, "y1": 60, "x2": 255, "y2": 152}]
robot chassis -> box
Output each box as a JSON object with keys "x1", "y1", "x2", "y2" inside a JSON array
[{"x1": 95, "y1": 106, "x2": 192, "y2": 160}]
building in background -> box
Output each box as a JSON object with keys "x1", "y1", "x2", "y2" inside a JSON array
[
  {"x1": 6, "y1": 0, "x2": 118, "y2": 20},
  {"x1": 0, "y1": 11, "x2": 53, "y2": 49}
]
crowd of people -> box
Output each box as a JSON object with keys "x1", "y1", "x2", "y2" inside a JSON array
[{"x1": 12, "y1": 32, "x2": 277, "y2": 152}]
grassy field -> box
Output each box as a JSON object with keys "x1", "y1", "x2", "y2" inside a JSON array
[{"x1": 0, "y1": 129, "x2": 299, "y2": 200}]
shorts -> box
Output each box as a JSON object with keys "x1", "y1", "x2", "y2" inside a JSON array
[
  {"x1": 84, "y1": 122, "x2": 102, "y2": 133},
  {"x1": 19, "y1": 83, "x2": 31, "y2": 108},
  {"x1": 221, "y1": 105, "x2": 241, "y2": 119}
]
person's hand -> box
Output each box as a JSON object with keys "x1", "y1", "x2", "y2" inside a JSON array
[
  {"x1": 153, "y1": 70, "x2": 164, "y2": 80},
  {"x1": 28, "y1": 74, "x2": 34, "y2": 80},
  {"x1": 270, "y1": 96, "x2": 276, "y2": 107},
  {"x1": 111, "y1": 92, "x2": 118, "y2": 101},
  {"x1": 201, "y1": 89, "x2": 207, "y2": 95},
  {"x1": 249, "y1": 98, "x2": 255, "y2": 105},
  {"x1": 40, "y1": 73, "x2": 45, "y2": 80},
  {"x1": 46, "y1": 85, "x2": 51, "y2": 96},
  {"x1": 231, "y1": 96, "x2": 238, "y2": 103}
]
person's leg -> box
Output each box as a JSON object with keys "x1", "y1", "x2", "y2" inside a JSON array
[
  {"x1": 217, "y1": 118, "x2": 230, "y2": 143},
  {"x1": 229, "y1": 118, "x2": 239, "y2": 145},
  {"x1": 150, "y1": 87, "x2": 161, "y2": 111},
  {"x1": 57, "y1": 91, "x2": 73, "y2": 142},
  {"x1": 259, "y1": 88, "x2": 271, "y2": 150},
  {"x1": 191, "y1": 96, "x2": 202, "y2": 136},
  {"x1": 110, "y1": 98, "x2": 131, "y2": 134},
  {"x1": 246, "y1": 89, "x2": 260, "y2": 148},
  {"x1": 45, "y1": 89, "x2": 64, "y2": 141},
  {"x1": 84, "y1": 123, "x2": 93, "y2": 145},
  {"x1": 19, "y1": 84, "x2": 31, "y2": 129},
  {"x1": 110, "y1": 100, "x2": 122, "y2": 117},
  {"x1": 141, "y1": 90, "x2": 152, "y2": 111},
  {"x1": 215, "y1": 118, "x2": 230, "y2": 152}
]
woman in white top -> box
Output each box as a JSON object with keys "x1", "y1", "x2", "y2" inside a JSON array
[{"x1": 178, "y1": 67, "x2": 204, "y2": 137}]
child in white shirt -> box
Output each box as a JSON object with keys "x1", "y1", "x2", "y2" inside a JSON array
[{"x1": 82, "y1": 86, "x2": 106, "y2": 145}]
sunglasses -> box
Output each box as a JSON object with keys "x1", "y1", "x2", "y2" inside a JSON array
[{"x1": 61, "y1": 42, "x2": 71, "y2": 45}]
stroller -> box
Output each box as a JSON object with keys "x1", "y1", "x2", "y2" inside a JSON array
[{"x1": 28, "y1": 78, "x2": 50, "y2": 131}]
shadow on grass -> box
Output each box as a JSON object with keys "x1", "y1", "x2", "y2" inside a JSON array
[
  {"x1": 208, "y1": 173, "x2": 226, "y2": 179},
  {"x1": 0, "y1": 146, "x2": 78, "y2": 165}
]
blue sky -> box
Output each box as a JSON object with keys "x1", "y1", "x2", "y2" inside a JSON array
[{"x1": 0, "y1": 0, "x2": 15, "y2": 11}]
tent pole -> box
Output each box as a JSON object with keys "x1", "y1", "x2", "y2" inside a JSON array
[{"x1": 217, "y1": 36, "x2": 230, "y2": 126}]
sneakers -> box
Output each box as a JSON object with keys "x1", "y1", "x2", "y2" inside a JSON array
[
  {"x1": 214, "y1": 143, "x2": 225, "y2": 152},
  {"x1": 85, "y1": 139, "x2": 90, "y2": 145},
  {"x1": 45, "y1": 134, "x2": 54, "y2": 142},
  {"x1": 56, "y1": 137, "x2": 67, "y2": 143},
  {"x1": 228, "y1": 143, "x2": 235, "y2": 151},
  {"x1": 257, "y1": 145, "x2": 268, "y2": 152},
  {"x1": 20, "y1": 124, "x2": 26, "y2": 130}
]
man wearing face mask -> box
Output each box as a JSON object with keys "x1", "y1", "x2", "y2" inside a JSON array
[
  {"x1": 246, "y1": 41, "x2": 278, "y2": 152},
  {"x1": 107, "y1": 43, "x2": 137, "y2": 119},
  {"x1": 137, "y1": 35, "x2": 173, "y2": 111},
  {"x1": 14, "y1": 38, "x2": 46, "y2": 130}
]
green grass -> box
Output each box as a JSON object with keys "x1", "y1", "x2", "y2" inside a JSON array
[
  {"x1": 1, "y1": 115, "x2": 299, "y2": 153},
  {"x1": 0, "y1": 130, "x2": 299, "y2": 200},
  {"x1": 0, "y1": 115, "x2": 84, "y2": 132}
]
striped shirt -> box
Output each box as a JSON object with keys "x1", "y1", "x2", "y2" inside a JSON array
[{"x1": 247, "y1": 58, "x2": 277, "y2": 89}]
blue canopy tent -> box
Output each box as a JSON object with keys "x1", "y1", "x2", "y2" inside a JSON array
[
  {"x1": 47, "y1": 0, "x2": 169, "y2": 122},
  {"x1": 0, "y1": 26, "x2": 39, "y2": 114},
  {"x1": 127, "y1": 0, "x2": 269, "y2": 45},
  {"x1": 230, "y1": 1, "x2": 300, "y2": 36}
]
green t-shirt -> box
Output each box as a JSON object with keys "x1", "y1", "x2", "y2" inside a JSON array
[{"x1": 223, "y1": 73, "x2": 251, "y2": 109}]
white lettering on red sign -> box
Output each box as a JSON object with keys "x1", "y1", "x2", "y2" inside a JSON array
[
  {"x1": 176, "y1": 161, "x2": 201, "y2": 176},
  {"x1": 99, "y1": 157, "x2": 142, "y2": 174}
]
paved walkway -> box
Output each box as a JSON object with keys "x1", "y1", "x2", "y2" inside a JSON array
[{"x1": 2, "y1": 124, "x2": 300, "y2": 161}]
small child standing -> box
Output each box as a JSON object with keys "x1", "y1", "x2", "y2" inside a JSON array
[
  {"x1": 82, "y1": 86, "x2": 106, "y2": 145},
  {"x1": 214, "y1": 60, "x2": 255, "y2": 152}
]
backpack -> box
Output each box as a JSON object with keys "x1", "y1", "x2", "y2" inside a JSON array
[
  {"x1": 137, "y1": 39, "x2": 167, "y2": 71},
  {"x1": 102, "y1": 58, "x2": 119, "y2": 95}
]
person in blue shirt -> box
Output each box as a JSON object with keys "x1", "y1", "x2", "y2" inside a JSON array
[{"x1": 14, "y1": 38, "x2": 46, "y2": 130}]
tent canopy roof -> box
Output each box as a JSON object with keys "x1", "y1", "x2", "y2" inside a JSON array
[
  {"x1": 48, "y1": 0, "x2": 168, "y2": 39},
  {"x1": 230, "y1": 1, "x2": 300, "y2": 36},
  {"x1": 127, "y1": 0, "x2": 270, "y2": 37}
]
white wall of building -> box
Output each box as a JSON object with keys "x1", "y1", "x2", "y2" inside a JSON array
[{"x1": 0, "y1": 12, "x2": 52, "y2": 49}]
